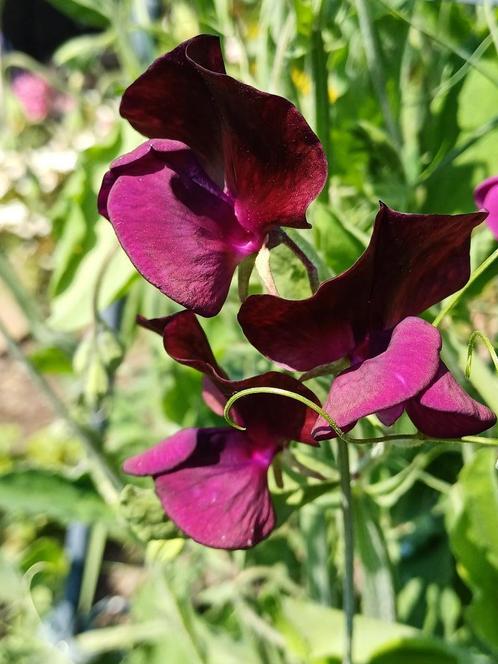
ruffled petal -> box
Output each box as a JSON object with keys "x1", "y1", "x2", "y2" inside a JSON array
[
  {"x1": 474, "y1": 176, "x2": 498, "y2": 239},
  {"x1": 239, "y1": 203, "x2": 485, "y2": 371},
  {"x1": 119, "y1": 36, "x2": 225, "y2": 184},
  {"x1": 406, "y1": 362, "x2": 497, "y2": 438},
  {"x1": 124, "y1": 427, "x2": 275, "y2": 549},
  {"x1": 120, "y1": 35, "x2": 327, "y2": 234},
  {"x1": 100, "y1": 140, "x2": 260, "y2": 317},
  {"x1": 313, "y1": 318, "x2": 441, "y2": 439},
  {"x1": 138, "y1": 310, "x2": 320, "y2": 443}
]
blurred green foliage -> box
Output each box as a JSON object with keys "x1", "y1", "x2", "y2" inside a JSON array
[{"x1": 0, "y1": 0, "x2": 497, "y2": 662}]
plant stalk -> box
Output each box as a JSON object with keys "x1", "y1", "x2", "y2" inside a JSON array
[
  {"x1": 433, "y1": 248, "x2": 498, "y2": 327},
  {"x1": 0, "y1": 316, "x2": 122, "y2": 505},
  {"x1": 337, "y1": 438, "x2": 354, "y2": 664}
]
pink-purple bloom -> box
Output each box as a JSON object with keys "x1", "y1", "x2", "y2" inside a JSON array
[
  {"x1": 239, "y1": 203, "x2": 496, "y2": 439},
  {"x1": 123, "y1": 311, "x2": 320, "y2": 549},
  {"x1": 98, "y1": 35, "x2": 327, "y2": 316},
  {"x1": 474, "y1": 176, "x2": 498, "y2": 239}
]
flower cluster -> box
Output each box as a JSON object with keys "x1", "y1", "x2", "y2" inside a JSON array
[{"x1": 100, "y1": 35, "x2": 496, "y2": 550}]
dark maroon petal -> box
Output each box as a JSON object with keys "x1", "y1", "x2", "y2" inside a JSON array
[
  {"x1": 239, "y1": 203, "x2": 485, "y2": 371},
  {"x1": 474, "y1": 176, "x2": 498, "y2": 239},
  {"x1": 376, "y1": 403, "x2": 405, "y2": 427},
  {"x1": 121, "y1": 35, "x2": 327, "y2": 233},
  {"x1": 313, "y1": 318, "x2": 441, "y2": 439},
  {"x1": 120, "y1": 35, "x2": 225, "y2": 184},
  {"x1": 138, "y1": 310, "x2": 320, "y2": 442},
  {"x1": 406, "y1": 362, "x2": 497, "y2": 438},
  {"x1": 124, "y1": 427, "x2": 275, "y2": 549},
  {"x1": 101, "y1": 140, "x2": 260, "y2": 317},
  {"x1": 231, "y1": 372, "x2": 320, "y2": 446},
  {"x1": 237, "y1": 282, "x2": 358, "y2": 372}
]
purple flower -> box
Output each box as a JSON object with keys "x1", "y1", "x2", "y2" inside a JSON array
[
  {"x1": 474, "y1": 176, "x2": 498, "y2": 239},
  {"x1": 239, "y1": 203, "x2": 496, "y2": 439},
  {"x1": 123, "y1": 311, "x2": 320, "y2": 549},
  {"x1": 98, "y1": 35, "x2": 327, "y2": 316}
]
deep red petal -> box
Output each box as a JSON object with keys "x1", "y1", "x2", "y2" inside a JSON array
[
  {"x1": 120, "y1": 35, "x2": 327, "y2": 234},
  {"x1": 138, "y1": 310, "x2": 320, "y2": 443},
  {"x1": 406, "y1": 362, "x2": 497, "y2": 438},
  {"x1": 239, "y1": 203, "x2": 486, "y2": 371}
]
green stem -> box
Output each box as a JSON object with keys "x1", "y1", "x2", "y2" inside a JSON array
[
  {"x1": 280, "y1": 230, "x2": 320, "y2": 293},
  {"x1": 237, "y1": 254, "x2": 257, "y2": 302},
  {"x1": 354, "y1": 0, "x2": 401, "y2": 150},
  {"x1": 0, "y1": 253, "x2": 49, "y2": 342},
  {"x1": 0, "y1": 317, "x2": 122, "y2": 505},
  {"x1": 311, "y1": 23, "x2": 331, "y2": 199},
  {"x1": 224, "y1": 386, "x2": 353, "y2": 662},
  {"x1": 78, "y1": 522, "x2": 107, "y2": 615},
  {"x1": 337, "y1": 438, "x2": 354, "y2": 664},
  {"x1": 466, "y1": 330, "x2": 498, "y2": 378},
  {"x1": 223, "y1": 387, "x2": 498, "y2": 448},
  {"x1": 484, "y1": 0, "x2": 498, "y2": 58},
  {"x1": 433, "y1": 248, "x2": 498, "y2": 327},
  {"x1": 421, "y1": 113, "x2": 498, "y2": 183},
  {"x1": 376, "y1": 0, "x2": 498, "y2": 89}
]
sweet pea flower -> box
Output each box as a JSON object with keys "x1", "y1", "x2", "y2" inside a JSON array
[
  {"x1": 474, "y1": 176, "x2": 498, "y2": 239},
  {"x1": 239, "y1": 203, "x2": 496, "y2": 439},
  {"x1": 98, "y1": 35, "x2": 327, "y2": 316},
  {"x1": 123, "y1": 311, "x2": 320, "y2": 549}
]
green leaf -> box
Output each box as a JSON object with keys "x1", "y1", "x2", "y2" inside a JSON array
[
  {"x1": 276, "y1": 597, "x2": 478, "y2": 663},
  {"x1": 46, "y1": 0, "x2": 111, "y2": 28},
  {"x1": 0, "y1": 469, "x2": 113, "y2": 526},
  {"x1": 353, "y1": 490, "x2": 396, "y2": 621},
  {"x1": 447, "y1": 449, "x2": 498, "y2": 654},
  {"x1": 273, "y1": 481, "x2": 339, "y2": 527},
  {"x1": 49, "y1": 222, "x2": 136, "y2": 331},
  {"x1": 311, "y1": 203, "x2": 365, "y2": 276}
]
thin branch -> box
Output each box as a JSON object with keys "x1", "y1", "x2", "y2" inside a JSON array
[{"x1": 280, "y1": 230, "x2": 320, "y2": 294}]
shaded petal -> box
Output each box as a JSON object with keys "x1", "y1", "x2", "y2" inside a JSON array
[
  {"x1": 406, "y1": 362, "x2": 497, "y2": 438},
  {"x1": 239, "y1": 203, "x2": 485, "y2": 370},
  {"x1": 124, "y1": 428, "x2": 275, "y2": 549},
  {"x1": 138, "y1": 310, "x2": 320, "y2": 443},
  {"x1": 101, "y1": 140, "x2": 260, "y2": 317},
  {"x1": 376, "y1": 403, "x2": 405, "y2": 427},
  {"x1": 121, "y1": 35, "x2": 327, "y2": 233},
  {"x1": 138, "y1": 310, "x2": 227, "y2": 380},
  {"x1": 474, "y1": 176, "x2": 498, "y2": 239},
  {"x1": 313, "y1": 318, "x2": 441, "y2": 439},
  {"x1": 119, "y1": 36, "x2": 225, "y2": 184}
]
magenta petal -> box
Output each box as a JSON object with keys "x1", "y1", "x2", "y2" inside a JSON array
[
  {"x1": 123, "y1": 428, "x2": 198, "y2": 476},
  {"x1": 313, "y1": 318, "x2": 441, "y2": 439},
  {"x1": 102, "y1": 140, "x2": 259, "y2": 317},
  {"x1": 474, "y1": 176, "x2": 498, "y2": 239},
  {"x1": 239, "y1": 203, "x2": 485, "y2": 371},
  {"x1": 120, "y1": 35, "x2": 327, "y2": 233},
  {"x1": 406, "y1": 363, "x2": 497, "y2": 438},
  {"x1": 125, "y1": 427, "x2": 275, "y2": 549}
]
